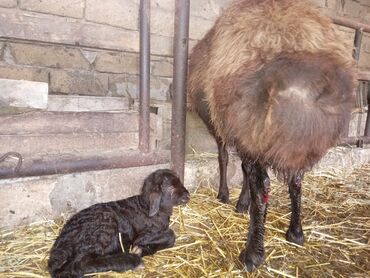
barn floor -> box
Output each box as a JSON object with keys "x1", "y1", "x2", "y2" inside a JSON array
[{"x1": 0, "y1": 165, "x2": 369, "y2": 278}]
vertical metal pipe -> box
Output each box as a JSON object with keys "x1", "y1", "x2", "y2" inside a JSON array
[
  {"x1": 352, "y1": 28, "x2": 364, "y2": 61},
  {"x1": 171, "y1": 0, "x2": 190, "y2": 182},
  {"x1": 139, "y1": 0, "x2": 151, "y2": 153},
  {"x1": 343, "y1": 28, "x2": 364, "y2": 138},
  {"x1": 364, "y1": 82, "x2": 370, "y2": 137}
]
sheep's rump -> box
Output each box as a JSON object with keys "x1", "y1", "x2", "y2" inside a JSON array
[{"x1": 188, "y1": 0, "x2": 356, "y2": 175}]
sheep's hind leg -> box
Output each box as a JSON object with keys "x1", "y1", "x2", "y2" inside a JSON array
[
  {"x1": 236, "y1": 160, "x2": 251, "y2": 213},
  {"x1": 239, "y1": 162, "x2": 270, "y2": 272},
  {"x1": 216, "y1": 137, "x2": 229, "y2": 203},
  {"x1": 193, "y1": 90, "x2": 229, "y2": 203},
  {"x1": 286, "y1": 172, "x2": 305, "y2": 245}
]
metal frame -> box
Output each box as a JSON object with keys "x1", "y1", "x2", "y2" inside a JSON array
[
  {"x1": 330, "y1": 16, "x2": 370, "y2": 147},
  {"x1": 0, "y1": 151, "x2": 170, "y2": 179},
  {"x1": 0, "y1": 0, "x2": 172, "y2": 180},
  {"x1": 170, "y1": 0, "x2": 190, "y2": 182},
  {"x1": 139, "y1": 0, "x2": 151, "y2": 153},
  {"x1": 365, "y1": 84, "x2": 370, "y2": 137}
]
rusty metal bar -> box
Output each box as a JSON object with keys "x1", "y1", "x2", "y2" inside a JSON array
[
  {"x1": 358, "y1": 70, "x2": 370, "y2": 81},
  {"x1": 353, "y1": 29, "x2": 364, "y2": 61},
  {"x1": 365, "y1": 84, "x2": 370, "y2": 137},
  {"x1": 339, "y1": 136, "x2": 370, "y2": 147},
  {"x1": 171, "y1": 0, "x2": 190, "y2": 182},
  {"x1": 139, "y1": 0, "x2": 151, "y2": 153},
  {"x1": 330, "y1": 16, "x2": 370, "y2": 33},
  {"x1": 343, "y1": 28, "x2": 364, "y2": 138},
  {"x1": 0, "y1": 151, "x2": 170, "y2": 179},
  {"x1": 330, "y1": 16, "x2": 370, "y2": 143}
]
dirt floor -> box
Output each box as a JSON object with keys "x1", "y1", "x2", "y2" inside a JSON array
[{"x1": 0, "y1": 165, "x2": 369, "y2": 277}]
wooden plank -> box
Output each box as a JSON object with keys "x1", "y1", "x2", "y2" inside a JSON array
[
  {"x1": 0, "y1": 78, "x2": 48, "y2": 112},
  {"x1": 0, "y1": 111, "x2": 139, "y2": 135},
  {"x1": 47, "y1": 95, "x2": 131, "y2": 112},
  {"x1": 0, "y1": 132, "x2": 139, "y2": 157}
]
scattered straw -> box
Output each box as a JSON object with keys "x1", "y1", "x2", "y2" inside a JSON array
[
  {"x1": 118, "y1": 233, "x2": 125, "y2": 254},
  {"x1": 1, "y1": 165, "x2": 369, "y2": 277}
]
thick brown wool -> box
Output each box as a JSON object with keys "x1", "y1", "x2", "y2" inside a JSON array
[{"x1": 188, "y1": 0, "x2": 357, "y2": 176}]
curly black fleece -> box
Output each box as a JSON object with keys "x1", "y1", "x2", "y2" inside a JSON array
[{"x1": 48, "y1": 169, "x2": 190, "y2": 278}]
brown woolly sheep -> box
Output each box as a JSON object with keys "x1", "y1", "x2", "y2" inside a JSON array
[{"x1": 188, "y1": 0, "x2": 356, "y2": 271}]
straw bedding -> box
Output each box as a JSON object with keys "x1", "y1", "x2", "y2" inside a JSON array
[{"x1": 1, "y1": 165, "x2": 369, "y2": 277}]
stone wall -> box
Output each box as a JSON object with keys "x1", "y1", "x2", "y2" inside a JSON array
[{"x1": 0, "y1": 0, "x2": 228, "y2": 101}]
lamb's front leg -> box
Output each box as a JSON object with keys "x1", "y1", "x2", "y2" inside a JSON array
[
  {"x1": 132, "y1": 229, "x2": 175, "y2": 257},
  {"x1": 239, "y1": 162, "x2": 270, "y2": 272}
]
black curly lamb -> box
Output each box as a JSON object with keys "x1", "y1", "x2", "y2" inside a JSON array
[{"x1": 48, "y1": 169, "x2": 190, "y2": 278}]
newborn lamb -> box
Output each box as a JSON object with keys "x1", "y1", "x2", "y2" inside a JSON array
[{"x1": 48, "y1": 169, "x2": 190, "y2": 278}]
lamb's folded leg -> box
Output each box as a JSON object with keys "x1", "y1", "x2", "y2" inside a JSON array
[
  {"x1": 133, "y1": 228, "x2": 176, "y2": 256},
  {"x1": 75, "y1": 252, "x2": 143, "y2": 276}
]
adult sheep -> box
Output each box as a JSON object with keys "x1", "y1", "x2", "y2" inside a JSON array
[{"x1": 187, "y1": 0, "x2": 356, "y2": 271}]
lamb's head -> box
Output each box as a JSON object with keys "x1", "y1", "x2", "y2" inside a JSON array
[{"x1": 141, "y1": 169, "x2": 190, "y2": 217}]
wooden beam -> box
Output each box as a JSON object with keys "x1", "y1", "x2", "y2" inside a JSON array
[
  {"x1": 0, "y1": 111, "x2": 140, "y2": 135},
  {"x1": 47, "y1": 95, "x2": 131, "y2": 112},
  {"x1": 0, "y1": 111, "x2": 159, "y2": 159}
]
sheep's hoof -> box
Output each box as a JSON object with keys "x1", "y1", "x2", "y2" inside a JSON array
[
  {"x1": 235, "y1": 199, "x2": 250, "y2": 213},
  {"x1": 217, "y1": 193, "x2": 229, "y2": 204},
  {"x1": 217, "y1": 190, "x2": 229, "y2": 204},
  {"x1": 131, "y1": 246, "x2": 143, "y2": 256},
  {"x1": 239, "y1": 248, "x2": 264, "y2": 272},
  {"x1": 285, "y1": 228, "x2": 304, "y2": 246}
]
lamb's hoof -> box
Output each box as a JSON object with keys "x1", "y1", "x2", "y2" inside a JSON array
[
  {"x1": 235, "y1": 199, "x2": 250, "y2": 213},
  {"x1": 131, "y1": 246, "x2": 143, "y2": 256},
  {"x1": 286, "y1": 228, "x2": 304, "y2": 246},
  {"x1": 217, "y1": 193, "x2": 229, "y2": 204},
  {"x1": 134, "y1": 262, "x2": 145, "y2": 271},
  {"x1": 239, "y1": 248, "x2": 264, "y2": 272}
]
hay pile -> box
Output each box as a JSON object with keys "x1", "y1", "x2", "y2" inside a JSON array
[{"x1": 1, "y1": 165, "x2": 369, "y2": 277}]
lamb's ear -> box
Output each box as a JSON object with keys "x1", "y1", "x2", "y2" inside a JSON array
[{"x1": 148, "y1": 191, "x2": 162, "y2": 217}]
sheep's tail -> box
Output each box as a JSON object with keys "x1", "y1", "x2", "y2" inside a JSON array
[{"x1": 231, "y1": 51, "x2": 356, "y2": 175}]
